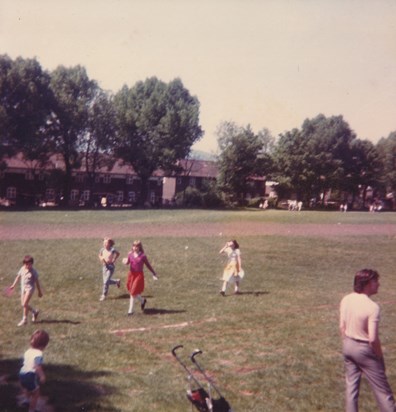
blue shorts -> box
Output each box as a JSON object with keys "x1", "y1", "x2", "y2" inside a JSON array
[{"x1": 19, "y1": 372, "x2": 39, "y2": 392}]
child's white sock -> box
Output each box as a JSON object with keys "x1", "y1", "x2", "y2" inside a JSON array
[{"x1": 128, "y1": 296, "x2": 134, "y2": 313}]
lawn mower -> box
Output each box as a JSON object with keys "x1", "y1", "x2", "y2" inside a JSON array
[{"x1": 171, "y1": 345, "x2": 233, "y2": 412}]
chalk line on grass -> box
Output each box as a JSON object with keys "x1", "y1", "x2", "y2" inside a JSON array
[{"x1": 110, "y1": 316, "x2": 217, "y2": 335}]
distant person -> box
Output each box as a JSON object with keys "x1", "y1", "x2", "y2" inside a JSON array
[
  {"x1": 123, "y1": 240, "x2": 158, "y2": 316},
  {"x1": 219, "y1": 240, "x2": 243, "y2": 296},
  {"x1": 19, "y1": 329, "x2": 50, "y2": 412},
  {"x1": 9, "y1": 255, "x2": 42, "y2": 327},
  {"x1": 297, "y1": 201, "x2": 303, "y2": 211},
  {"x1": 340, "y1": 269, "x2": 396, "y2": 412},
  {"x1": 98, "y1": 238, "x2": 121, "y2": 301}
]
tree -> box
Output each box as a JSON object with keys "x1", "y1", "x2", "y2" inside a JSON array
[
  {"x1": 80, "y1": 90, "x2": 117, "y2": 206},
  {"x1": 216, "y1": 122, "x2": 273, "y2": 205},
  {"x1": 0, "y1": 55, "x2": 53, "y2": 161},
  {"x1": 114, "y1": 77, "x2": 203, "y2": 205},
  {"x1": 342, "y1": 139, "x2": 381, "y2": 208},
  {"x1": 273, "y1": 128, "x2": 311, "y2": 202},
  {"x1": 301, "y1": 114, "x2": 356, "y2": 205},
  {"x1": 48, "y1": 65, "x2": 100, "y2": 205},
  {"x1": 377, "y1": 131, "x2": 396, "y2": 198},
  {"x1": 274, "y1": 114, "x2": 356, "y2": 205}
]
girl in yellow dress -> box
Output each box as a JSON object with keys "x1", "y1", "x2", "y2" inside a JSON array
[{"x1": 219, "y1": 240, "x2": 243, "y2": 296}]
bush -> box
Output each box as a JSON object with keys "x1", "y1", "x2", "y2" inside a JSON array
[
  {"x1": 175, "y1": 185, "x2": 224, "y2": 208},
  {"x1": 246, "y1": 197, "x2": 262, "y2": 208}
]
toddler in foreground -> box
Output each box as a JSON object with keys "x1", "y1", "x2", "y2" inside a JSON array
[{"x1": 19, "y1": 330, "x2": 50, "y2": 412}]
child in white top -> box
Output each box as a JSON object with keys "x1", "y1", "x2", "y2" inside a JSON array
[
  {"x1": 9, "y1": 255, "x2": 43, "y2": 326},
  {"x1": 19, "y1": 329, "x2": 50, "y2": 412},
  {"x1": 98, "y1": 238, "x2": 120, "y2": 301}
]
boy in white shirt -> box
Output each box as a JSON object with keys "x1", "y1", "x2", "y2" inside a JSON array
[
  {"x1": 9, "y1": 255, "x2": 43, "y2": 326},
  {"x1": 19, "y1": 330, "x2": 50, "y2": 412}
]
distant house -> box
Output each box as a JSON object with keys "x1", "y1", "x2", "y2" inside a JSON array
[
  {"x1": 0, "y1": 154, "x2": 269, "y2": 207},
  {"x1": 0, "y1": 153, "x2": 163, "y2": 207},
  {"x1": 162, "y1": 159, "x2": 219, "y2": 205}
]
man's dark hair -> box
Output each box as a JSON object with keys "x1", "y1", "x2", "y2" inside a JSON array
[{"x1": 354, "y1": 269, "x2": 379, "y2": 293}]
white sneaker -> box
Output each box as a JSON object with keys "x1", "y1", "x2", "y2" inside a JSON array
[
  {"x1": 99, "y1": 295, "x2": 105, "y2": 301},
  {"x1": 32, "y1": 310, "x2": 39, "y2": 323},
  {"x1": 17, "y1": 319, "x2": 27, "y2": 327}
]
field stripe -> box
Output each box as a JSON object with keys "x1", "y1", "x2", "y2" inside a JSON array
[
  {"x1": 110, "y1": 316, "x2": 217, "y2": 335},
  {"x1": 2, "y1": 222, "x2": 396, "y2": 240}
]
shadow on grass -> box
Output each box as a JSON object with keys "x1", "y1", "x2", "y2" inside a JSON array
[
  {"x1": 35, "y1": 319, "x2": 81, "y2": 325},
  {"x1": 230, "y1": 290, "x2": 270, "y2": 297},
  {"x1": 144, "y1": 308, "x2": 186, "y2": 315},
  {"x1": 244, "y1": 290, "x2": 269, "y2": 296},
  {"x1": 0, "y1": 357, "x2": 118, "y2": 412},
  {"x1": 114, "y1": 293, "x2": 155, "y2": 300}
]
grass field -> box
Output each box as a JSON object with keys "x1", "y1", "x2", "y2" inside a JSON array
[{"x1": 1, "y1": 209, "x2": 396, "y2": 411}]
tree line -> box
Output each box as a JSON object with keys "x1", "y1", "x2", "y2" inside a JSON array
[
  {"x1": 217, "y1": 116, "x2": 396, "y2": 209},
  {"x1": 1, "y1": 55, "x2": 395, "y2": 209},
  {"x1": 0, "y1": 55, "x2": 202, "y2": 206}
]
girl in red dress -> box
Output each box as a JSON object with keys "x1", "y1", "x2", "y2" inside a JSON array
[{"x1": 123, "y1": 240, "x2": 158, "y2": 316}]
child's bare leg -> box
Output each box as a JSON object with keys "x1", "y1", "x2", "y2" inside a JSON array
[
  {"x1": 22, "y1": 291, "x2": 34, "y2": 318},
  {"x1": 28, "y1": 388, "x2": 39, "y2": 412},
  {"x1": 234, "y1": 280, "x2": 240, "y2": 293}
]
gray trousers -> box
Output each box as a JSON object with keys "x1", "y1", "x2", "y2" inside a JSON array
[
  {"x1": 343, "y1": 337, "x2": 396, "y2": 412},
  {"x1": 102, "y1": 264, "x2": 117, "y2": 296}
]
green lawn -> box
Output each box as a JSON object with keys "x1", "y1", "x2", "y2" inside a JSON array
[{"x1": 1, "y1": 209, "x2": 396, "y2": 411}]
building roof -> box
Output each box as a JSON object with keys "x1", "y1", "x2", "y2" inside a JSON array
[
  {"x1": 177, "y1": 159, "x2": 218, "y2": 178},
  {"x1": 3, "y1": 153, "x2": 218, "y2": 178}
]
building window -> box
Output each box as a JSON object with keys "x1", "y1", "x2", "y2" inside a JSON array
[
  {"x1": 128, "y1": 191, "x2": 136, "y2": 203},
  {"x1": 116, "y1": 191, "x2": 124, "y2": 202},
  {"x1": 25, "y1": 170, "x2": 34, "y2": 180},
  {"x1": 126, "y1": 175, "x2": 134, "y2": 185},
  {"x1": 103, "y1": 175, "x2": 111, "y2": 184},
  {"x1": 177, "y1": 177, "x2": 182, "y2": 185},
  {"x1": 82, "y1": 190, "x2": 90, "y2": 201},
  {"x1": 76, "y1": 174, "x2": 84, "y2": 183},
  {"x1": 150, "y1": 191, "x2": 156, "y2": 204},
  {"x1": 6, "y1": 187, "x2": 16, "y2": 199},
  {"x1": 189, "y1": 177, "x2": 196, "y2": 187},
  {"x1": 45, "y1": 189, "x2": 55, "y2": 201},
  {"x1": 71, "y1": 190, "x2": 79, "y2": 201}
]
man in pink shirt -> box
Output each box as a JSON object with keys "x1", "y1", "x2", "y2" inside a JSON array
[{"x1": 340, "y1": 269, "x2": 396, "y2": 412}]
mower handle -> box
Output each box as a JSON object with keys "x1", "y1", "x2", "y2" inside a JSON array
[
  {"x1": 172, "y1": 345, "x2": 184, "y2": 357},
  {"x1": 190, "y1": 349, "x2": 203, "y2": 363}
]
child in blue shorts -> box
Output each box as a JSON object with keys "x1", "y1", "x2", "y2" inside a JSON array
[{"x1": 19, "y1": 330, "x2": 50, "y2": 412}]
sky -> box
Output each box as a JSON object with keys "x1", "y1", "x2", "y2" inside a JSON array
[{"x1": 1, "y1": 0, "x2": 395, "y2": 154}]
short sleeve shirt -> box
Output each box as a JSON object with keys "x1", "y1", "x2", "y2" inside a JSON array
[
  {"x1": 340, "y1": 292, "x2": 380, "y2": 342},
  {"x1": 20, "y1": 348, "x2": 44, "y2": 374},
  {"x1": 99, "y1": 247, "x2": 117, "y2": 265},
  {"x1": 18, "y1": 266, "x2": 38, "y2": 292}
]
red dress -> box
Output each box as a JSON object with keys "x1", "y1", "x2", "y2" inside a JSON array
[
  {"x1": 126, "y1": 252, "x2": 149, "y2": 296},
  {"x1": 126, "y1": 271, "x2": 144, "y2": 296}
]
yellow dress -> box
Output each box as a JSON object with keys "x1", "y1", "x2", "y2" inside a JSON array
[{"x1": 222, "y1": 247, "x2": 240, "y2": 282}]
